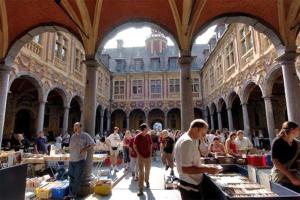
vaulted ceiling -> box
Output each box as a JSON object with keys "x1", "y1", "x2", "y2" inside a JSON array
[{"x1": 0, "y1": 0, "x2": 300, "y2": 63}]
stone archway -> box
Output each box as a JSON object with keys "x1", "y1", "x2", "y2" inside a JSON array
[
  {"x1": 271, "y1": 75, "x2": 286, "y2": 130},
  {"x1": 97, "y1": 21, "x2": 179, "y2": 53},
  {"x1": 229, "y1": 92, "x2": 244, "y2": 131},
  {"x1": 218, "y1": 98, "x2": 228, "y2": 129},
  {"x1": 44, "y1": 88, "x2": 67, "y2": 141},
  {"x1": 14, "y1": 109, "x2": 35, "y2": 140},
  {"x1": 206, "y1": 106, "x2": 211, "y2": 129},
  {"x1": 69, "y1": 96, "x2": 82, "y2": 133},
  {"x1": 148, "y1": 109, "x2": 165, "y2": 129},
  {"x1": 192, "y1": 15, "x2": 284, "y2": 55},
  {"x1": 111, "y1": 109, "x2": 127, "y2": 131},
  {"x1": 244, "y1": 82, "x2": 269, "y2": 148},
  {"x1": 129, "y1": 109, "x2": 146, "y2": 130},
  {"x1": 167, "y1": 108, "x2": 181, "y2": 130},
  {"x1": 4, "y1": 75, "x2": 42, "y2": 140},
  {"x1": 210, "y1": 103, "x2": 218, "y2": 130},
  {"x1": 194, "y1": 108, "x2": 203, "y2": 119}
]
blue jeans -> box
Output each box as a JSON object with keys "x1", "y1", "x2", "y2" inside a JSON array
[
  {"x1": 123, "y1": 147, "x2": 130, "y2": 163},
  {"x1": 68, "y1": 160, "x2": 85, "y2": 197}
]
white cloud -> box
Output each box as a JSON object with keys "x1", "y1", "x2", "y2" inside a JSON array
[
  {"x1": 195, "y1": 25, "x2": 217, "y2": 44},
  {"x1": 104, "y1": 25, "x2": 217, "y2": 49}
]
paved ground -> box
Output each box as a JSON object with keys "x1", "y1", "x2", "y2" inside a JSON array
[{"x1": 85, "y1": 157, "x2": 181, "y2": 200}]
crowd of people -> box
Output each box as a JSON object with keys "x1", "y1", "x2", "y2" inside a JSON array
[
  {"x1": 93, "y1": 120, "x2": 300, "y2": 199},
  {"x1": 2, "y1": 118, "x2": 300, "y2": 199}
]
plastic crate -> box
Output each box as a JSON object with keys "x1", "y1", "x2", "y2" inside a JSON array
[
  {"x1": 94, "y1": 179, "x2": 112, "y2": 196},
  {"x1": 52, "y1": 181, "x2": 69, "y2": 199},
  {"x1": 36, "y1": 183, "x2": 52, "y2": 199}
]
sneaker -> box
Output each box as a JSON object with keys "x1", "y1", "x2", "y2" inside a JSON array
[
  {"x1": 137, "y1": 191, "x2": 144, "y2": 196},
  {"x1": 165, "y1": 166, "x2": 169, "y2": 170},
  {"x1": 114, "y1": 168, "x2": 119, "y2": 172},
  {"x1": 145, "y1": 181, "x2": 150, "y2": 188}
]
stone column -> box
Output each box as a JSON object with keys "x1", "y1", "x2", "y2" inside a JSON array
[
  {"x1": 126, "y1": 114, "x2": 130, "y2": 129},
  {"x1": 242, "y1": 103, "x2": 250, "y2": 137},
  {"x1": 179, "y1": 56, "x2": 194, "y2": 131},
  {"x1": 80, "y1": 110, "x2": 83, "y2": 125},
  {"x1": 79, "y1": 59, "x2": 99, "y2": 196},
  {"x1": 37, "y1": 100, "x2": 46, "y2": 132},
  {"x1": 62, "y1": 106, "x2": 69, "y2": 134},
  {"x1": 263, "y1": 96, "x2": 276, "y2": 143},
  {"x1": 145, "y1": 112, "x2": 149, "y2": 125},
  {"x1": 217, "y1": 111, "x2": 222, "y2": 130},
  {"x1": 107, "y1": 111, "x2": 111, "y2": 132},
  {"x1": 100, "y1": 109, "x2": 104, "y2": 136},
  {"x1": 164, "y1": 112, "x2": 168, "y2": 129},
  {"x1": 203, "y1": 109, "x2": 208, "y2": 122},
  {"x1": 0, "y1": 66, "x2": 12, "y2": 149},
  {"x1": 83, "y1": 59, "x2": 99, "y2": 135},
  {"x1": 227, "y1": 107, "x2": 234, "y2": 131},
  {"x1": 210, "y1": 114, "x2": 215, "y2": 130},
  {"x1": 279, "y1": 52, "x2": 300, "y2": 125}
]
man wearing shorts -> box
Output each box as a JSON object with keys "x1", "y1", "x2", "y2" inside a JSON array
[{"x1": 106, "y1": 126, "x2": 121, "y2": 171}]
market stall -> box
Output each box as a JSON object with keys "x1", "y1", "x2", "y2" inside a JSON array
[{"x1": 203, "y1": 165, "x2": 300, "y2": 200}]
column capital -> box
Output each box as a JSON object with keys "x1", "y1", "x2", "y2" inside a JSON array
[
  {"x1": 178, "y1": 56, "x2": 194, "y2": 66},
  {"x1": 276, "y1": 51, "x2": 299, "y2": 64},
  {"x1": 262, "y1": 95, "x2": 272, "y2": 100},
  {"x1": 64, "y1": 106, "x2": 70, "y2": 109},
  {"x1": 83, "y1": 59, "x2": 101, "y2": 69},
  {"x1": 227, "y1": 107, "x2": 232, "y2": 111},
  {"x1": 241, "y1": 103, "x2": 248, "y2": 106},
  {"x1": 0, "y1": 65, "x2": 13, "y2": 72},
  {"x1": 38, "y1": 100, "x2": 47, "y2": 104}
]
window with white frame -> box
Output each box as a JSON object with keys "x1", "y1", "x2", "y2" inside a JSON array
[
  {"x1": 105, "y1": 77, "x2": 109, "y2": 96},
  {"x1": 114, "y1": 80, "x2": 125, "y2": 95},
  {"x1": 169, "y1": 79, "x2": 180, "y2": 93},
  {"x1": 192, "y1": 78, "x2": 200, "y2": 93},
  {"x1": 240, "y1": 26, "x2": 253, "y2": 55},
  {"x1": 132, "y1": 80, "x2": 143, "y2": 95},
  {"x1": 262, "y1": 34, "x2": 272, "y2": 50},
  {"x1": 116, "y1": 59, "x2": 125, "y2": 72},
  {"x1": 55, "y1": 33, "x2": 68, "y2": 62},
  {"x1": 225, "y1": 42, "x2": 235, "y2": 68},
  {"x1": 75, "y1": 48, "x2": 84, "y2": 72},
  {"x1": 169, "y1": 57, "x2": 178, "y2": 70},
  {"x1": 150, "y1": 80, "x2": 161, "y2": 94},
  {"x1": 210, "y1": 66, "x2": 214, "y2": 88},
  {"x1": 134, "y1": 58, "x2": 144, "y2": 71},
  {"x1": 151, "y1": 58, "x2": 160, "y2": 70},
  {"x1": 204, "y1": 73, "x2": 209, "y2": 96},
  {"x1": 98, "y1": 72, "x2": 103, "y2": 93},
  {"x1": 216, "y1": 56, "x2": 223, "y2": 78}
]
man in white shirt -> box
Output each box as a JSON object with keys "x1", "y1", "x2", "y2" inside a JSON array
[
  {"x1": 235, "y1": 130, "x2": 253, "y2": 153},
  {"x1": 106, "y1": 126, "x2": 121, "y2": 171},
  {"x1": 174, "y1": 119, "x2": 222, "y2": 200}
]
